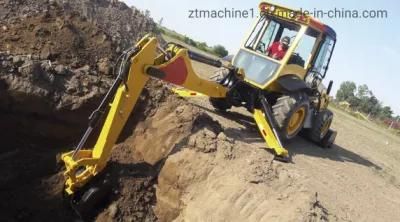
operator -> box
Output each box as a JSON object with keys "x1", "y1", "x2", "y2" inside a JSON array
[{"x1": 266, "y1": 36, "x2": 290, "y2": 60}]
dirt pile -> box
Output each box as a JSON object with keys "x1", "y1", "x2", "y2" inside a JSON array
[
  {"x1": 121, "y1": 95, "x2": 337, "y2": 221},
  {"x1": 0, "y1": 0, "x2": 157, "y2": 207},
  {"x1": 1, "y1": 0, "x2": 155, "y2": 52},
  {"x1": 155, "y1": 134, "x2": 336, "y2": 222},
  {"x1": 0, "y1": 0, "x2": 155, "y2": 145},
  {"x1": 0, "y1": 0, "x2": 162, "y2": 221},
  {"x1": 0, "y1": 76, "x2": 175, "y2": 221},
  {"x1": 95, "y1": 89, "x2": 208, "y2": 221}
]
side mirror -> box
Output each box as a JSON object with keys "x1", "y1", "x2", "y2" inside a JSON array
[{"x1": 327, "y1": 80, "x2": 333, "y2": 95}]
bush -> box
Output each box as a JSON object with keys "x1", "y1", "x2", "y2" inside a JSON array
[
  {"x1": 183, "y1": 36, "x2": 197, "y2": 47},
  {"x1": 197, "y1": 42, "x2": 208, "y2": 51},
  {"x1": 213, "y1": 45, "x2": 228, "y2": 57}
]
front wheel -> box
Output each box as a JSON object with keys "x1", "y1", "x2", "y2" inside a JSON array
[{"x1": 272, "y1": 93, "x2": 309, "y2": 140}]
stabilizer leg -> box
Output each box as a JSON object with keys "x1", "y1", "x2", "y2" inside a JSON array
[
  {"x1": 253, "y1": 109, "x2": 289, "y2": 159},
  {"x1": 253, "y1": 95, "x2": 290, "y2": 162}
]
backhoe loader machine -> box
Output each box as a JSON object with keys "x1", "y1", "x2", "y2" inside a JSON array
[{"x1": 61, "y1": 1, "x2": 337, "y2": 216}]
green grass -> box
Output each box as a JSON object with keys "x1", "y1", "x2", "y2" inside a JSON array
[
  {"x1": 157, "y1": 26, "x2": 222, "y2": 57},
  {"x1": 330, "y1": 104, "x2": 400, "y2": 138},
  {"x1": 161, "y1": 34, "x2": 220, "y2": 59}
]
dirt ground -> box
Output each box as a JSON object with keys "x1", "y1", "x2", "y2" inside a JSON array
[
  {"x1": 159, "y1": 96, "x2": 400, "y2": 221},
  {"x1": 149, "y1": 60, "x2": 400, "y2": 222}
]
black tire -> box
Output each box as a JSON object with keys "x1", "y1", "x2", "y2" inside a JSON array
[
  {"x1": 308, "y1": 109, "x2": 334, "y2": 145},
  {"x1": 272, "y1": 93, "x2": 309, "y2": 140},
  {"x1": 208, "y1": 68, "x2": 232, "y2": 112},
  {"x1": 209, "y1": 97, "x2": 232, "y2": 112},
  {"x1": 319, "y1": 129, "x2": 337, "y2": 148}
]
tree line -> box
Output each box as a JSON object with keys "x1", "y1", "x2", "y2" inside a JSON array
[
  {"x1": 336, "y1": 81, "x2": 398, "y2": 120},
  {"x1": 181, "y1": 36, "x2": 228, "y2": 57}
]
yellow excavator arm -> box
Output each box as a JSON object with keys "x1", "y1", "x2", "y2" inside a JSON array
[{"x1": 61, "y1": 35, "x2": 289, "y2": 211}]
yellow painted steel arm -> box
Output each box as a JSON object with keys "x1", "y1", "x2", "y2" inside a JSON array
[
  {"x1": 171, "y1": 88, "x2": 206, "y2": 97},
  {"x1": 61, "y1": 36, "x2": 156, "y2": 194},
  {"x1": 253, "y1": 109, "x2": 289, "y2": 157},
  {"x1": 145, "y1": 45, "x2": 227, "y2": 98},
  {"x1": 61, "y1": 36, "x2": 228, "y2": 194}
]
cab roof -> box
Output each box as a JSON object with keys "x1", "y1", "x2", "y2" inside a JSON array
[{"x1": 259, "y1": 2, "x2": 337, "y2": 41}]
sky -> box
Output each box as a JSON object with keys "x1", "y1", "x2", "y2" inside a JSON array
[{"x1": 124, "y1": 0, "x2": 400, "y2": 115}]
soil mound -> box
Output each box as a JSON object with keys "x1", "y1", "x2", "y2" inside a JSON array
[{"x1": 0, "y1": 0, "x2": 156, "y2": 145}]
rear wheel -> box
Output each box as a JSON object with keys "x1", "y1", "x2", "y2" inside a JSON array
[
  {"x1": 307, "y1": 109, "x2": 334, "y2": 146},
  {"x1": 272, "y1": 93, "x2": 309, "y2": 140}
]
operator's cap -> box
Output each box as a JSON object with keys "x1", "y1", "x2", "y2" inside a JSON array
[{"x1": 281, "y1": 36, "x2": 290, "y2": 46}]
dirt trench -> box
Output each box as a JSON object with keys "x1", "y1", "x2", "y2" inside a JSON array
[
  {"x1": 0, "y1": 79, "x2": 167, "y2": 221},
  {"x1": 0, "y1": 77, "x2": 247, "y2": 221},
  {"x1": 0, "y1": 0, "x2": 166, "y2": 220}
]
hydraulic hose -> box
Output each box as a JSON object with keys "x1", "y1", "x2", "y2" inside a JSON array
[{"x1": 72, "y1": 47, "x2": 139, "y2": 159}]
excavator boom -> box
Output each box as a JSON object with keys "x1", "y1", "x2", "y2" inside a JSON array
[
  {"x1": 61, "y1": 35, "x2": 289, "y2": 215},
  {"x1": 62, "y1": 36, "x2": 232, "y2": 194}
]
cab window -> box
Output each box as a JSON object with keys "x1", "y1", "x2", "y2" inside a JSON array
[
  {"x1": 257, "y1": 20, "x2": 299, "y2": 59},
  {"x1": 313, "y1": 37, "x2": 335, "y2": 77},
  {"x1": 245, "y1": 16, "x2": 300, "y2": 60},
  {"x1": 289, "y1": 28, "x2": 319, "y2": 68}
]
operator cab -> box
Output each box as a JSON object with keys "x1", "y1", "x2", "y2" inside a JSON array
[{"x1": 233, "y1": 2, "x2": 336, "y2": 91}]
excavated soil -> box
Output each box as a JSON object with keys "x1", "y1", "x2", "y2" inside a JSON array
[
  {"x1": 0, "y1": 0, "x2": 156, "y2": 144},
  {"x1": 0, "y1": 0, "x2": 163, "y2": 221},
  {"x1": 0, "y1": 79, "x2": 172, "y2": 221},
  {"x1": 0, "y1": 76, "x2": 236, "y2": 221}
]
